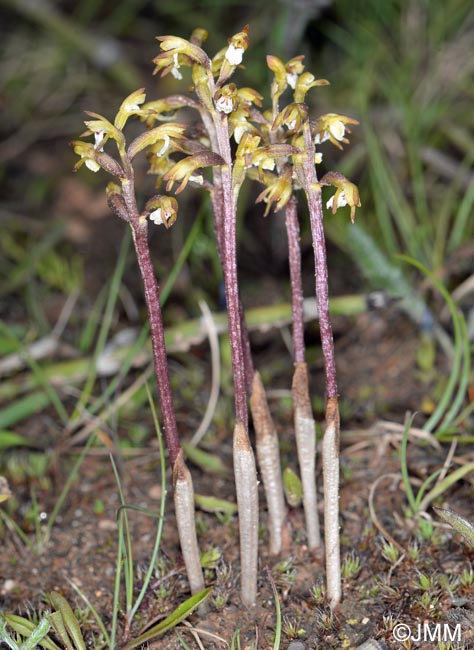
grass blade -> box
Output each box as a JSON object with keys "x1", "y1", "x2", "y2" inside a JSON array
[
  {"x1": 434, "y1": 506, "x2": 474, "y2": 549},
  {"x1": 3, "y1": 615, "x2": 61, "y2": 650},
  {"x1": 398, "y1": 254, "x2": 466, "y2": 433},
  {"x1": 122, "y1": 588, "x2": 211, "y2": 650},
  {"x1": 418, "y1": 462, "x2": 474, "y2": 512},
  {"x1": 49, "y1": 592, "x2": 86, "y2": 650}
]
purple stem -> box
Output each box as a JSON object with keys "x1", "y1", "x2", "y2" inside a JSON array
[
  {"x1": 301, "y1": 124, "x2": 337, "y2": 398},
  {"x1": 132, "y1": 220, "x2": 181, "y2": 464},
  {"x1": 121, "y1": 174, "x2": 181, "y2": 464},
  {"x1": 211, "y1": 186, "x2": 254, "y2": 396},
  {"x1": 238, "y1": 300, "x2": 255, "y2": 395},
  {"x1": 284, "y1": 195, "x2": 305, "y2": 365},
  {"x1": 212, "y1": 116, "x2": 250, "y2": 429}
]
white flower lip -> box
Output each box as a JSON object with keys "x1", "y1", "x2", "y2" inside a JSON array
[
  {"x1": 94, "y1": 131, "x2": 105, "y2": 151},
  {"x1": 233, "y1": 124, "x2": 247, "y2": 143},
  {"x1": 189, "y1": 174, "x2": 204, "y2": 185},
  {"x1": 225, "y1": 43, "x2": 244, "y2": 66},
  {"x1": 171, "y1": 53, "x2": 183, "y2": 80},
  {"x1": 254, "y1": 158, "x2": 275, "y2": 171},
  {"x1": 329, "y1": 120, "x2": 346, "y2": 140},
  {"x1": 326, "y1": 191, "x2": 347, "y2": 211},
  {"x1": 149, "y1": 208, "x2": 164, "y2": 225},
  {"x1": 286, "y1": 72, "x2": 298, "y2": 89},
  {"x1": 315, "y1": 130, "x2": 330, "y2": 144},
  {"x1": 157, "y1": 135, "x2": 170, "y2": 156},
  {"x1": 85, "y1": 158, "x2": 100, "y2": 172},
  {"x1": 216, "y1": 95, "x2": 234, "y2": 114}
]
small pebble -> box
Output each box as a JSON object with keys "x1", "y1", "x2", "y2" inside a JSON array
[
  {"x1": 287, "y1": 642, "x2": 305, "y2": 650},
  {"x1": 2, "y1": 579, "x2": 16, "y2": 594},
  {"x1": 148, "y1": 485, "x2": 163, "y2": 500}
]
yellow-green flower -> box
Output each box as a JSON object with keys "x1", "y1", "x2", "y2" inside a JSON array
[
  {"x1": 126, "y1": 123, "x2": 187, "y2": 160},
  {"x1": 164, "y1": 151, "x2": 224, "y2": 193},
  {"x1": 155, "y1": 35, "x2": 210, "y2": 68},
  {"x1": 216, "y1": 25, "x2": 250, "y2": 85},
  {"x1": 320, "y1": 171, "x2": 361, "y2": 222},
  {"x1": 71, "y1": 140, "x2": 123, "y2": 177},
  {"x1": 273, "y1": 103, "x2": 307, "y2": 133},
  {"x1": 313, "y1": 113, "x2": 359, "y2": 149},
  {"x1": 226, "y1": 25, "x2": 249, "y2": 63},
  {"x1": 71, "y1": 141, "x2": 101, "y2": 172},
  {"x1": 146, "y1": 195, "x2": 179, "y2": 228},
  {"x1": 256, "y1": 170, "x2": 293, "y2": 216},
  {"x1": 214, "y1": 84, "x2": 238, "y2": 115},
  {"x1": 114, "y1": 88, "x2": 146, "y2": 130},
  {"x1": 294, "y1": 73, "x2": 329, "y2": 103},
  {"x1": 267, "y1": 55, "x2": 287, "y2": 99},
  {"x1": 285, "y1": 55, "x2": 305, "y2": 89},
  {"x1": 267, "y1": 55, "x2": 305, "y2": 103},
  {"x1": 153, "y1": 34, "x2": 210, "y2": 81},
  {"x1": 229, "y1": 109, "x2": 260, "y2": 144}
]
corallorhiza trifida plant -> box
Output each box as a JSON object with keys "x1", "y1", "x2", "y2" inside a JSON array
[{"x1": 71, "y1": 26, "x2": 360, "y2": 610}]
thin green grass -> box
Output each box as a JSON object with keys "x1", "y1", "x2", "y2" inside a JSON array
[
  {"x1": 70, "y1": 231, "x2": 130, "y2": 423},
  {"x1": 398, "y1": 255, "x2": 470, "y2": 435},
  {"x1": 321, "y1": 1, "x2": 474, "y2": 317},
  {"x1": 0, "y1": 321, "x2": 68, "y2": 426},
  {"x1": 45, "y1": 435, "x2": 97, "y2": 542},
  {"x1": 109, "y1": 383, "x2": 168, "y2": 647}
]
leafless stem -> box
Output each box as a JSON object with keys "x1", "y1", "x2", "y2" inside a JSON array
[
  {"x1": 292, "y1": 362, "x2": 321, "y2": 549},
  {"x1": 233, "y1": 420, "x2": 259, "y2": 607},
  {"x1": 132, "y1": 218, "x2": 181, "y2": 464},
  {"x1": 173, "y1": 451, "x2": 205, "y2": 595},
  {"x1": 301, "y1": 119, "x2": 341, "y2": 607},
  {"x1": 250, "y1": 371, "x2": 286, "y2": 554},
  {"x1": 285, "y1": 196, "x2": 321, "y2": 548}
]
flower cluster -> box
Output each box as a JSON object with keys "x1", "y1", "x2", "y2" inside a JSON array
[
  {"x1": 71, "y1": 25, "x2": 361, "y2": 612},
  {"x1": 72, "y1": 27, "x2": 361, "y2": 226}
]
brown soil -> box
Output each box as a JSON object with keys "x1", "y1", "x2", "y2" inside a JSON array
[{"x1": 2, "y1": 305, "x2": 474, "y2": 650}]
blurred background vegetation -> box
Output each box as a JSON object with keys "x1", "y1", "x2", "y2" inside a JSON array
[
  {"x1": 2, "y1": 0, "x2": 473, "y2": 311},
  {"x1": 1, "y1": 3, "x2": 474, "y2": 634},
  {"x1": 0, "y1": 0, "x2": 473, "y2": 431}
]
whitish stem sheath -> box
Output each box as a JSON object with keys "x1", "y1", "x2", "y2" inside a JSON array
[
  {"x1": 322, "y1": 397, "x2": 341, "y2": 608},
  {"x1": 173, "y1": 451, "x2": 205, "y2": 596},
  {"x1": 250, "y1": 371, "x2": 286, "y2": 555},
  {"x1": 292, "y1": 362, "x2": 320, "y2": 548},
  {"x1": 301, "y1": 120, "x2": 340, "y2": 607},
  {"x1": 285, "y1": 196, "x2": 320, "y2": 548},
  {"x1": 233, "y1": 420, "x2": 259, "y2": 606}
]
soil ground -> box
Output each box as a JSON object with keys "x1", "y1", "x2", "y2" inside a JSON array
[{"x1": 2, "y1": 292, "x2": 474, "y2": 649}]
